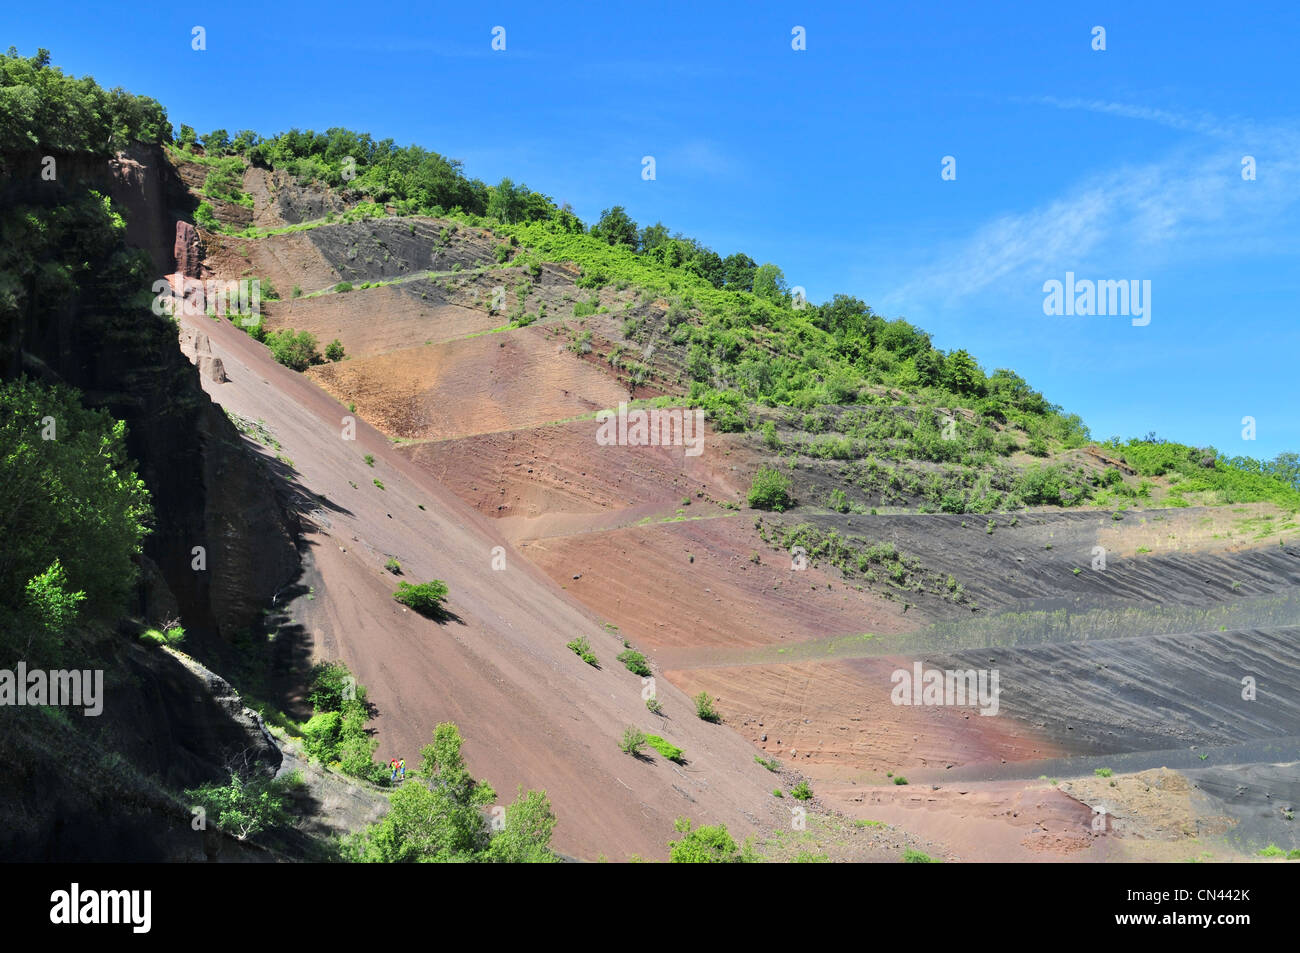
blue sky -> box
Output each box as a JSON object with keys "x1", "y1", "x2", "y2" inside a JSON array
[{"x1": 6, "y1": 1, "x2": 1298, "y2": 456}]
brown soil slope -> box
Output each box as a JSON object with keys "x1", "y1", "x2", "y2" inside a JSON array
[{"x1": 180, "y1": 309, "x2": 787, "y2": 860}]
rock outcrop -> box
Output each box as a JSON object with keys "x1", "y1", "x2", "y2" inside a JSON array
[{"x1": 174, "y1": 219, "x2": 204, "y2": 279}]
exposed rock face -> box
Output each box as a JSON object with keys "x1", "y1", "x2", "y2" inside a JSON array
[
  {"x1": 174, "y1": 220, "x2": 204, "y2": 278},
  {"x1": 0, "y1": 638, "x2": 283, "y2": 861},
  {"x1": 1, "y1": 144, "x2": 300, "y2": 646},
  {"x1": 179, "y1": 325, "x2": 229, "y2": 382}
]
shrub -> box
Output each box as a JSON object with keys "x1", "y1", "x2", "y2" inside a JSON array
[
  {"x1": 902, "y1": 848, "x2": 939, "y2": 863},
  {"x1": 790, "y1": 781, "x2": 813, "y2": 800},
  {"x1": 195, "y1": 201, "x2": 219, "y2": 230},
  {"x1": 668, "y1": 818, "x2": 756, "y2": 863},
  {"x1": 265, "y1": 328, "x2": 321, "y2": 370},
  {"x1": 893, "y1": 775, "x2": 909, "y2": 785},
  {"x1": 301, "y1": 709, "x2": 343, "y2": 762},
  {"x1": 139, "y1": 624, "x2": 185, "y2": 647},
  {"x1": 335, "y1": 281, "x2": 354, "y2": 293},
  {"x1": 566, "y1": 635, "x2": 599, "y2": 666},
  {"x1": 364, "y1": 454, "x2": 375, "y2": 466},
  {"x1": 385, "y1": 557, "x2": 402, "y2": 575},
  {"x1": 693, "y1": 691, "x2": 720, "y2": 723},
  {"x1": 754, "y1": 755, "x2": 780, "y2": 772},
  {"x1": 644, "y1": 734, "x2": 685, "y2": 762},
  {"x1": 617, "y1": 649, "x2": 651, "y2": 676},
  {"x1": 748, "y1": 466, "x2": 793, "y2": 511},
  {"x1": 184, "y1": 771, "x2": 294, "y2": 841},
  {"x1": 645, "y1": 697, "x2": 662, "y2": 714},
  {"x1": 325, "y1": 338, "x2": 346, "y2": 361},
  {"x1": 619, "y1": 726, "x2": 646, "y2": 756},
  {"x1": 393, "y1": 579, "x2": 450, "y2": 618}
]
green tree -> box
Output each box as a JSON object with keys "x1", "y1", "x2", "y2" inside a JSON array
[
  {"x1": 486, "y1": 177, "x2": 527, "y2": 224},
  {"x1": 722, "y1": 253, "x2": 756, "y2": 291},
  {"x1": 0, "y1": 379, "x2": 151, "y2": 653},
  {"x1": 0, "y1": 48, "x2": 172, "y2": 153},
  {"x1": 484, "y1": 789, "x2": 560, "y2": 863},
  {"x1": 752, "y1": 263, "x2": 788, "y2": 303},
  {"x1": 592, "y1": 206, "x2": 638, "y2": 248},
  {"x1": 638, "y1": 221, "x2": 671, "y2": 255},
  {"x1": 341, "y1": 723, "x2": 553, "y2": 863},
  {"x1": 942, "y1": 348, "x2": 986, "y2": 396},
  {"x1": 203, "y1": 128, "x2": 230, "y2": 153},
  {"x1": 687, "y1": 248, "x2": 726, "y2": 288}
]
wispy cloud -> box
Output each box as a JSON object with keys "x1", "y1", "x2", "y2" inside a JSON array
[
  {"x1": 886, "y1": 107, "x2": 1300, "y2": 310},
  {"x1": 1017, "y1": 96, "x2": 1240, "y2": 138}
]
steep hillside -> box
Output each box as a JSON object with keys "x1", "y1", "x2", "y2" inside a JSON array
[
  {"x1": 176, "y1": 136, "x2": 1297, "y2": 861},
  {"x1": 4, "y1": 49, "x2": 1297, "y2": 863}
]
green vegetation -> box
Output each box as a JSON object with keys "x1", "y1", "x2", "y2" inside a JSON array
[
  {"x1": 754, "y1": 755, "x2": 781, "y2": 772},
  {"x1": 265, "y1": 328, "x2": 322, "y2": 370},
  {"x1": 668, "y1": 817, "x2": 757, "y2": 863},
  {"x1": 776, "y1": 523, "x2": 968, "y2": 603},
  {"x1": 343, "y1": 722, "x2": 558, "y2": 862},
  {"x1": 616, "y1": 648, "x2": 651, "y2": 676},
  {"x1": 393, "y1": 579, "x2": 451, "y2": 618},
  {"x1": 0, "y1": 48, "x2": 172, "y2": 153},
  {"x1": 619, "y1": 726, "x2": 646, "y2": 756},
  {"x1": 645, "y1": 697, "x2": 663, "y2": 714},
  {"x1": 902, "y1": 847, "x2": 939, "y2": 863},
  {"x1": 693, "y1": 691, "x2": 720, "y2": 723},
  {"x1": 1094, "y1": 767, "x2": 1114, "y2": 778},
  {"x1": 384, "y1": 557, "x2": 402, "y2": 574},
  {"x1": 11, "y1": 50, "x2": 1295, "y2": 522},
  {"x1": 300, "y1": 661, "x2": 387, "y2": 784},
  {"x1": 566, "y1": 635, "x2": 599, "y2": 666},
  {"x1": 197, "y1": 154, "x2": 253, "y2": 207},
  {"x1": 139, "y1": 624, "x2": 186, "y2": 647},
  {"x1": 325, "y1": 338, "x2": 346, "y2": 362},
  {"x1": 790, "y1": 781, "x2": 814, "y2": 800},
  {"x1": 748, "y1": 466, "x2": 793, "y2": 511},
  {"x1": 0, "y1": 379, "x2": 151, "y2": 661},
  {"x1": 184, "y1": 770, "x2": 302, "y2": 841},
  {"x1": 1104, "y1": 437, "x2": 1300, "y2": 508},
  {"x1": 644, "y1": 734, "x2": 685, "y2": 762}
]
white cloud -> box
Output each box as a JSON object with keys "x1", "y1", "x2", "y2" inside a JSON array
[{"x1": 886, "y1": 109, "x2": 1300, "y2": 310}]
